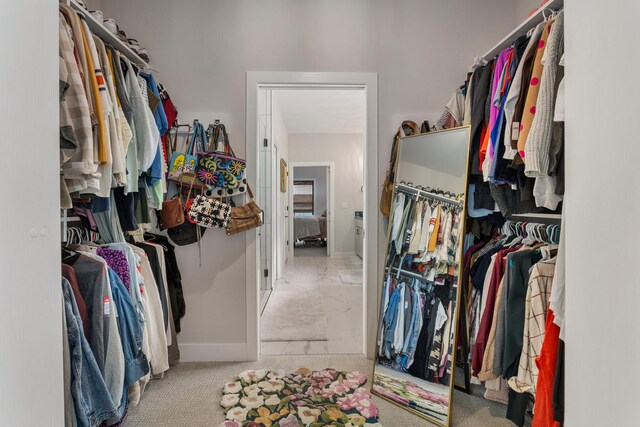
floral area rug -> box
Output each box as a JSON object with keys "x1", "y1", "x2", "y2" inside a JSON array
[{"x1": 219, "y1": 368, "x2": 383, "y2": 427}]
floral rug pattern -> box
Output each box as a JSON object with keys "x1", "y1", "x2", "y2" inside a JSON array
[{"x1": 219, "y1": 368, "x2": 382, "y2": 427}]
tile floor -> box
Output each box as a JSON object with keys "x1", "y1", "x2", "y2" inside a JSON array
[{"x1": 261, "y1": 253, "x2": 363, "y2": 355}]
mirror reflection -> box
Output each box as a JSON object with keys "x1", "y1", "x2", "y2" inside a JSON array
[{"x1": 372, "y1": 127, "x2": 470, "y2": 426}]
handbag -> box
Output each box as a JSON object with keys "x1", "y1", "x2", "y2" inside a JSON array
[
  {"x1": 168, "y1": 122, "x2": 207, "y2": 188},
  {"x1": 196, "y1": 124, "x2": 247, "y2": 197},
  {"x1": 226, "y1": 185, "x2": 263, "y2": 236},
  {"x1": 161, "y1": 196, "x2": 185, "y2": 229},
  {"x1": 167, "y1": 176, "x2": 207, "y2": 245},
  {"x1": 187, "y1": 194, "x2": 232, "y2": 229},
  {"x1": 380, "y1": 120, "x2": 418, "y2": 216}
]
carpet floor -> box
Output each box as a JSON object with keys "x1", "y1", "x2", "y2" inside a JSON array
[{"x1": 122, "y1": 355, "x2": 513, "y2": 427}]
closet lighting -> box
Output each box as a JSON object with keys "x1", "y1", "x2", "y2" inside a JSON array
[
  {"x1": 62, "y1": 0, "x2": 148, "y2": 67},
  {"x1": 480, "y1": 0, "x2": 564, "y2": 60}
]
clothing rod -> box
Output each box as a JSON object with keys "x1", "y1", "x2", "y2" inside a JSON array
[
  {"x1": 396, "y1": 183, "x2": 463, "y2": 206},
  {"x1": 480, "y1": 0, "x2": 563, "y2": 61},
  {"x1": 508, "y1": 213, "x2": 562, "y2": 224},
  {"x1": 64, "y1": 0, "x2": 148, "y2": 67},
  {"x1": 386, "y1": 267, "x2": 433, "y2": 284}
]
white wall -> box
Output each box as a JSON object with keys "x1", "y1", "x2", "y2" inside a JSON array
[
  {"x1": 294, "y1": 166, "x2": 328, "y2": 216},
  {"x1": 1, "y1": 1, "x2": 62, "y2": 425},
  {"x1": 100, "y1": 0, "x2": 518, "y2": 360},
  {"x1": 565, "y1": 1, "x2": 640, "y2": 425},
  {"x1": 516, "y1": 0, "x2": 542, "y2": 22},
  {"x1": 85, "y1": 0, "x2": 103, "y2": 11},
  {"x1": 289, "y1": 135, "x2": 364, "y2": 255}
]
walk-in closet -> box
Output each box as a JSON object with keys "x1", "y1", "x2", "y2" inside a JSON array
[{"x1": 2, "y1": 0, "x2": 638, "y2": 426}]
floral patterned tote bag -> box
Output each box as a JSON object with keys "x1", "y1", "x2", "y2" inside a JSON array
[{"x1": 196, "y1": 123, "x2": 247, "y2": 197}]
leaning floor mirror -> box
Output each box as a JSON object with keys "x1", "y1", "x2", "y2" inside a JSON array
[{"x1": 372, "y1": 126, "x2": 471, "y2": 426}]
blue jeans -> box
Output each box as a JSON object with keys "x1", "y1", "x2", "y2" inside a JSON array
[
  {"x1": 63, "y1": 278, "x2": 119, "y2": 427},
  {"x1": 398, "y1": 282, "x2": 424, "y2": 367}
]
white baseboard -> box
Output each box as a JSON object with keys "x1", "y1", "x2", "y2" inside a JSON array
[
  {"x1": 332, "y1": 251, "x2": 357, "y2": 257},
  {"x1": 179, "y1": 342, "x2": 248, "y2": 362}
]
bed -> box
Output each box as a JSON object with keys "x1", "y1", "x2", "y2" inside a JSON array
[{"x1": 294, "y1": 215, "x2": 327, "y2": 240}]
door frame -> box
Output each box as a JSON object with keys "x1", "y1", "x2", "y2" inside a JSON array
[
  {"x1": 246, "y1": 71, "x2": 378, "y2": 360},
  {"x1": 289, "y1": 162, "x2": 335, "y2": 258}
]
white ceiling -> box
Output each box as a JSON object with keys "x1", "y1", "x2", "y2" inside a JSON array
[{"x1": 274, "y1": 89, "x2": 365, "y2": 134}]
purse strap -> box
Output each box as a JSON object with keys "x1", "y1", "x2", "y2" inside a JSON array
[
  {"x1": 214, "y1": 123, "x2": 235, "y2": 156},
  {"x1": 189, "y1": 122, "x2": 207, "y2": 154},
  {"x1": 172, "y1": 124, "x2": 192, "y2": 152},
  {"x1": 246, "y1": 184, "x2": 255, "y2": 200}
]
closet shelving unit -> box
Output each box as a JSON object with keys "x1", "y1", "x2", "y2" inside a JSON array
[
  {"x1": 454, "y1": 0, "x2": 565, "y2": 396},
  {"x1": 62, "y1": 0, "x2": 149, "y2": 67},
  {"x1": 480, "y1": 0, "x2": 564, "y2": 60},
  {"x1": 60, "y1": 0, "x2": 150, "y2": 241},
  {"x1": 478, "y1": 0, "x2": 564, "y2": 223}
]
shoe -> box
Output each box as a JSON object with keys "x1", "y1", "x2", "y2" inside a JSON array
[
  {"x1": 103, "y1": 18, "x2": 118, "y2": 34},
  {"x1": 138, "y1": 48, "x2": 150, "y2": 62},
  {"x1": 89, "y1": 10, "x2": 103, "y2": 22},
  {"x1": 117, "y1": 30, "x2": 128, "y2": 43},
  {"x1": 76, "y1": 0, "x2": 88, "y2": 10}
]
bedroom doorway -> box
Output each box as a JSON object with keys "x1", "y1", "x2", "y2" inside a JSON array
[
  {"x1": 256, "y1": 85, "x2": 366, "y2": 356},
  {"x1": 291, "y1": 164, "x2": 332, "y2": 258}
]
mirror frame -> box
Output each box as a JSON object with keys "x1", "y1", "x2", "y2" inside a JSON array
[{"x1": 371, "y1": 125, "x2": 472, "y2": 427}]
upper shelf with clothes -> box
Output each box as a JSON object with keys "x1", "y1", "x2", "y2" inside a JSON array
[
  {"x1": 476, "y1": 0, "x2": 564, "y2": 63},
  {"x1": 62, "y1": 0, "x2": 148, "y2": 67}
]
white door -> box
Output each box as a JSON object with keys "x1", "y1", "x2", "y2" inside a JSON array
[{"x1": 258, "y1": 88, "x2": 272, "y2": 291}]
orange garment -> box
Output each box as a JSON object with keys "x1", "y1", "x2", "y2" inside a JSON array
[
  {"x1": 532, "y1": 309, "x2": 561, "y2": 427},
  {"x1": 428, "y1": 205, "x2": 441, "y2": 252},
  {"x1": 517, "y1": 18, "x2": 555, "y2": 159},
  {"x1": 79, "y1": 16, "x2": 108, "y2": 165},
  {"x1": 479, "y1": 122, "x2": 492, "y2": 166}
]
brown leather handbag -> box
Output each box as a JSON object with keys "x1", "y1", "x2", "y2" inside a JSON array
[
  {"x1": 161, "y1": 197, "x2": 185, "y2": 229},
  {"x1": 380, "y1": 120, "x2": 419, "y2": 216},
  {"x1": 225, "y1": 186, "x2": 263, "y2": 236}
]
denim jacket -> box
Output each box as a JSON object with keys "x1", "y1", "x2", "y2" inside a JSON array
[
  {"x1": 108, "y1": 268, "x2": 149, "y2": 387},
  {"x1": 105, "y1": 269, "x2": 150, "y2": 424},
  {"x1": 63, "y1": 278, "x2": 119, "y2": 427}
]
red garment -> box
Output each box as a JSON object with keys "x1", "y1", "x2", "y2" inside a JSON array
[
  {"x1": 161, "y1": 94, "x2": 178, "y2": 166},
  {"x1": 61, "y1": 264, "x2": 90, "y2": 339},
  {"x1": 532, "y1": 309, "x2": 561, "y2": 427},
  {"x1": 471, "y1": 246, "x2": 521, "y2": 376}
]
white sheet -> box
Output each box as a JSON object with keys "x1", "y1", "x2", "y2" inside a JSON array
[{"x1": 294, "y1": 216, "x2": 322, "y2": 239}]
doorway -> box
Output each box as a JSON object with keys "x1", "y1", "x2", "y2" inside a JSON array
[
  {"x1": 291, "y1": 164, "x2": 332, "y2": 258},
  {"x1": 245, "y1": 72, "x2": 378, "y2": 360},
  {"x1": 255, "y1": 85, "x2": 367, "y2": 355}
]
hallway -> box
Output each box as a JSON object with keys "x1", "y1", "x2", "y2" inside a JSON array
[{"x1": 260, "y1": 254, "x2": 363, "y2": 355}]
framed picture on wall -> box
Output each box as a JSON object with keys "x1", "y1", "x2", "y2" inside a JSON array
[{"x1": 280, "y1": 159, "x2": 288, "y2": 192}]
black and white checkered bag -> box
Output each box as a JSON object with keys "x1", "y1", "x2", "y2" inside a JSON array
[{"x1": 187, "y1": 195, "x2": 231, "y2": 229}]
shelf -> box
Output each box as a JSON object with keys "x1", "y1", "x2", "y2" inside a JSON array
[
  {"x1": 509, "y1": 212, "x2": 562, "y2": 224},
  {"x1": 481, "y1": 0, "x2": 564, "y2": 60},
  {"x1": 64, "y1": 0, "x2": 148, "y2": 67}
]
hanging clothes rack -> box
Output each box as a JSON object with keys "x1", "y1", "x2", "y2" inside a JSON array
[
  {"x1": 396, "y1": 182, "x2": 463, "y2": 208},
  {"x1": 385, "y1": 266, "x2": 437, "y2": 285}
]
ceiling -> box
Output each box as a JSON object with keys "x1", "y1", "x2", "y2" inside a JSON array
[{"x1": 274, "y1": 89, "x2": 365, "y2": 134}]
